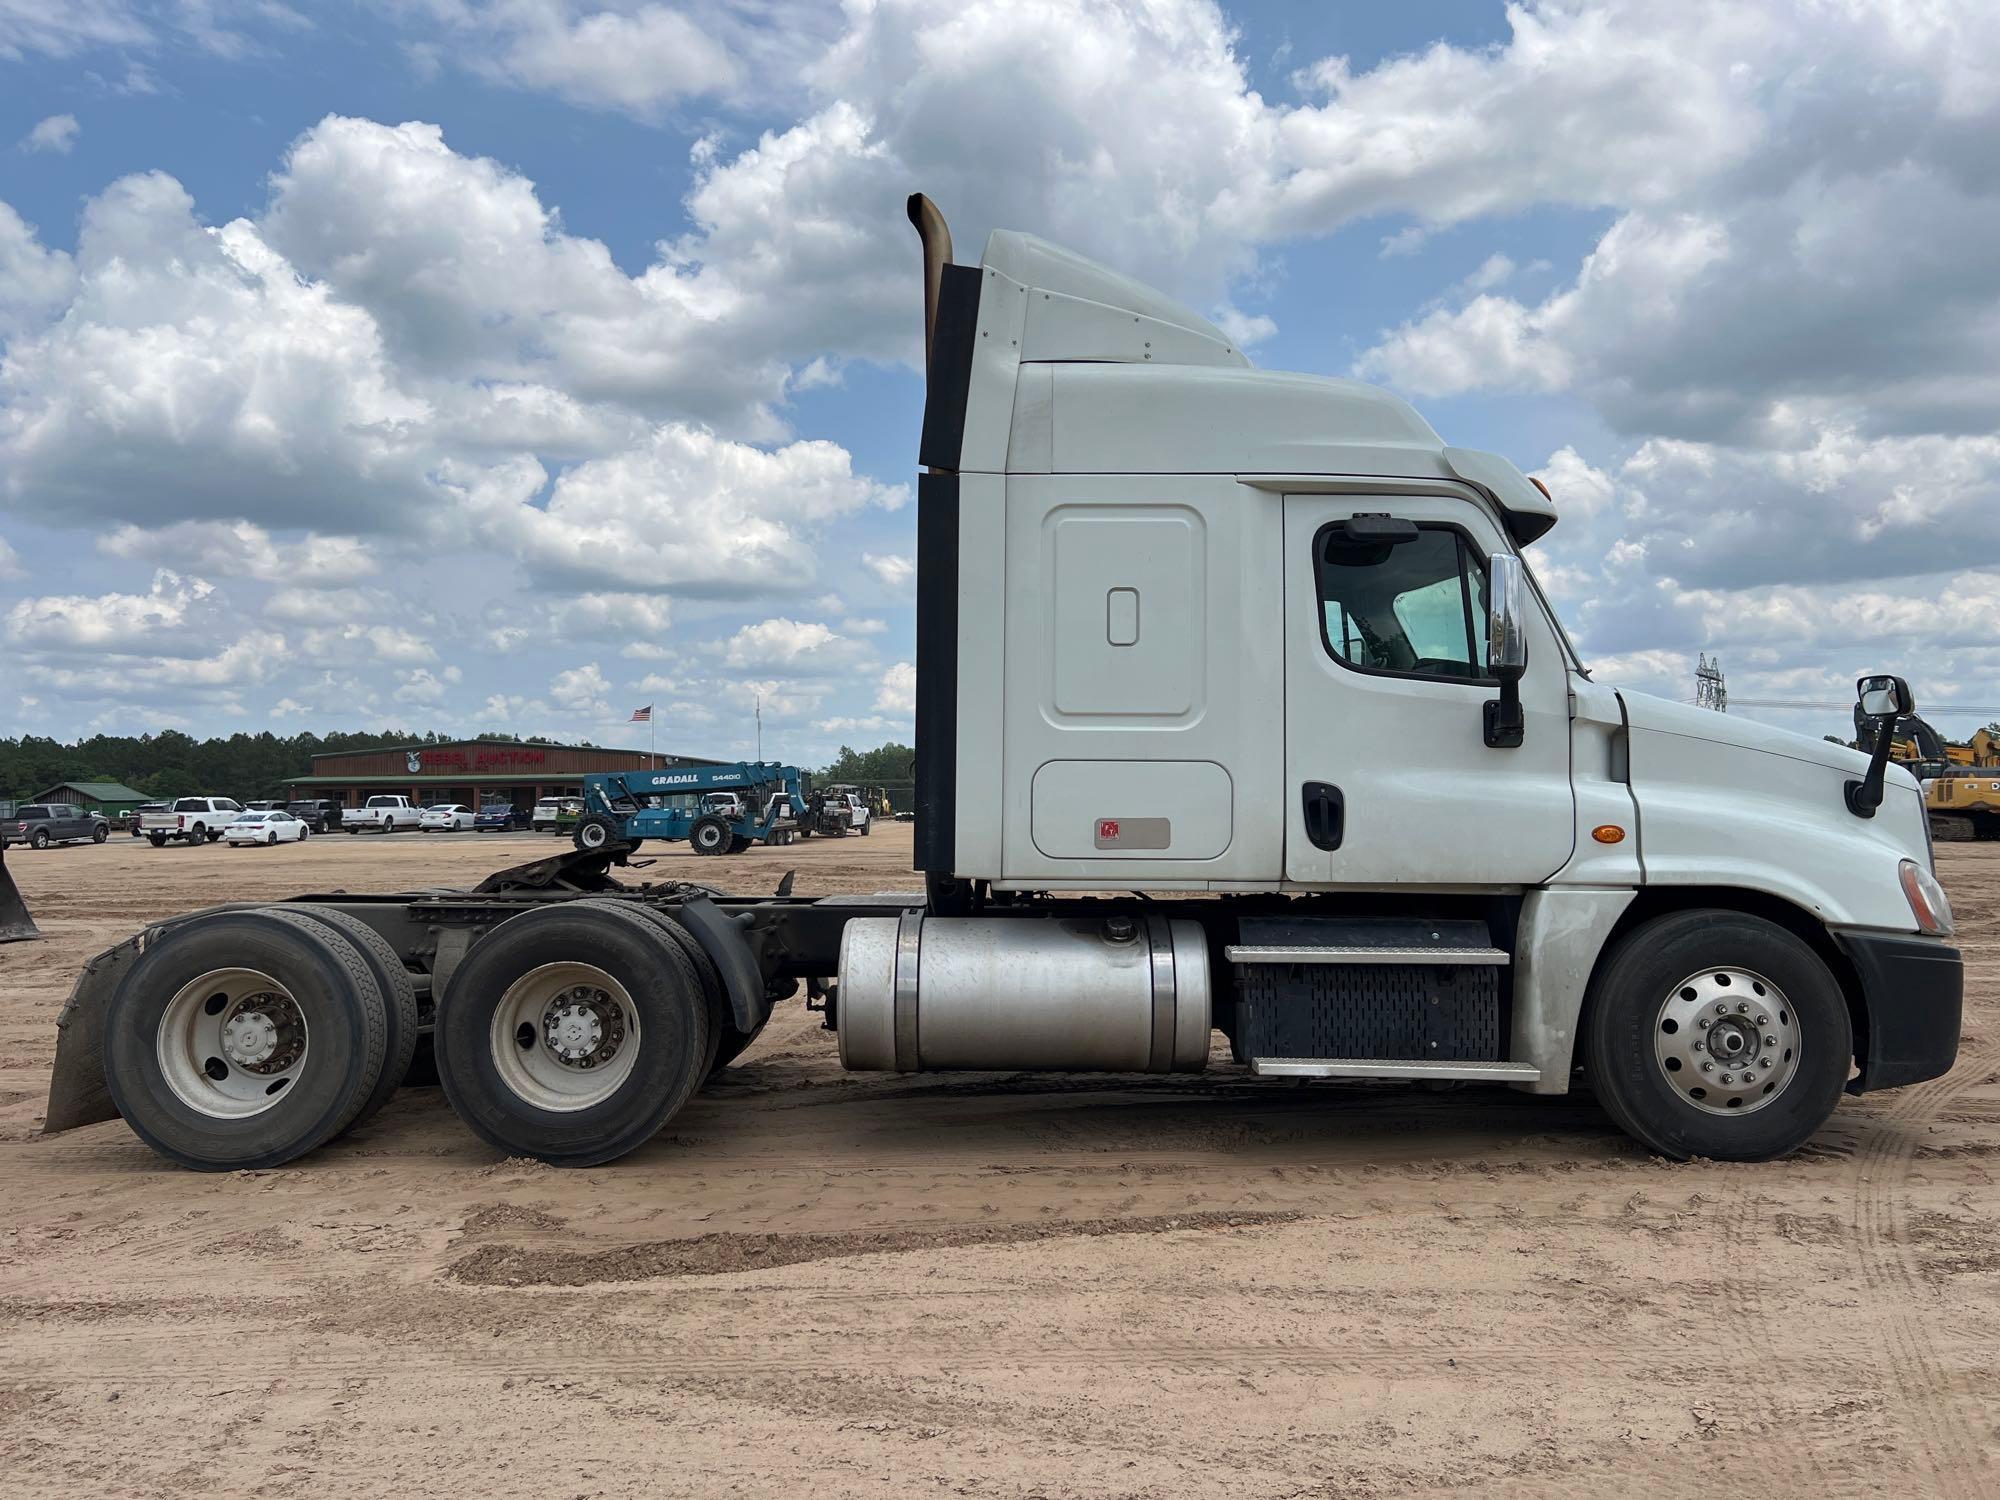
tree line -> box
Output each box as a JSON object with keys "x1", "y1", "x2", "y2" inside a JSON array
[{"x1": 0, "y1": 730, "x2": 916, "y2": 803}]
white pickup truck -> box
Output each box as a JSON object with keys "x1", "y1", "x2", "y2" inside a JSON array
[
  {"x1": 140, "y1": 796, "x2": 245, "y2": 847},
  {"x1": 342, "y1": 795, "x2": 423, "y2": 834}
]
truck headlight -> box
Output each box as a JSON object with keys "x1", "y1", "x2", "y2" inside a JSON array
[{"x1": 1900, "y1": 858, "x2": 1954, "y2": 937}]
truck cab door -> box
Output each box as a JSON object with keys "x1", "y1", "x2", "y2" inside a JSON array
[{"x1": 1283, "y1": 493, "x2": 1574, "y2": 886}]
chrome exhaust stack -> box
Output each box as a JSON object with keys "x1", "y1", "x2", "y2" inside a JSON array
[{"x1": 837, "y1": 913, "x2": 1211, "y2": 1074}]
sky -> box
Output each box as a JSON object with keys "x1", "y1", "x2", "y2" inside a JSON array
[{"x1": 3, "y1": 0, "x2": 2000, "y2": 765}]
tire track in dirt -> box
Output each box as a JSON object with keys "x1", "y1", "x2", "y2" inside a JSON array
[{"x1": 1850, "y1": 1040, "x2": 1990, "y2": 1497}]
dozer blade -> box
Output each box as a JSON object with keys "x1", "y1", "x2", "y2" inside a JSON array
[{"x1": 0, "y1": 842, "x2": 40, "y2": 943}]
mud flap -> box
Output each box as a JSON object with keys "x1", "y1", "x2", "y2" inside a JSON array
[
  {"x1": 0, "y1": 842, "x2": 39, "y2": 943},
  {"x1": 43, "y1": 935, "x2": 143, "y2": 1133}
]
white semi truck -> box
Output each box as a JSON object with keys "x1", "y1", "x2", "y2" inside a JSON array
[{"x1": 41, "y1": 195, "x2": 1960, "y2": 1172}]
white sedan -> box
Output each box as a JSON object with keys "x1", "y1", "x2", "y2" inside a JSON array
[
  {"x1": 420, "y1": 803, "x2": 476, "y2": 832},
  {"x1": 224, "y1": 810, "x2": 310, "y2": 846}
]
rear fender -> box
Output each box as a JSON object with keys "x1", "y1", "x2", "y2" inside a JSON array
[
  {"x1": 675, "y1": 896, "x2": 769, "y2": 1035},
  {"x1": 43, "y1": 936, "x2": 140, "y2": 1133},
  {"x1": 44, "y1": 901, "x2": 272, "y2": 1134}
]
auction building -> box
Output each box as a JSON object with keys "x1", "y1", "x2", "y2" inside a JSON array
[{"x1": 284, "y1": 740, "x2": 723, "y2": 816}]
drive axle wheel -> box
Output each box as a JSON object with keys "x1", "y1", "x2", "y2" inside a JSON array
[
  {"x1": 103, "y1": 909, "x2": 389, "y2": 1170},
  {"x1": 690, "y1": 817, "x2": 731, "y2": 857},
  {"x1": 1585, "y1": 909, "x2": 1850, "y2": 1161},
  {"x1": 434, "y1": 902, "x2": 710, "y2": 1166}
]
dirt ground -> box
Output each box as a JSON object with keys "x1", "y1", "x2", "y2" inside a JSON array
[{"x1": 1, "y1": 825, "x2": 1995, "y2": 1498}]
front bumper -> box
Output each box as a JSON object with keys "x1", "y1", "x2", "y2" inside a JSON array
[{"x1": 1836, "y1": 930, "x2": 1963, "y2": 1093}]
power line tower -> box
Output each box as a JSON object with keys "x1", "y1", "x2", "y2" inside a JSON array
[{"x1": 1695, "y1": 653, "x2": 1728, "y2": 713}]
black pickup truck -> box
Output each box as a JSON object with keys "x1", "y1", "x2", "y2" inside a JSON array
[{"x1": 4, "y1": 803, "x2": 110, "y2": 850}]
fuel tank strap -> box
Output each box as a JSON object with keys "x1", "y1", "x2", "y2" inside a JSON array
[
  {"x1": 1146, "y1": 915, "x2": 1176, "y2": 1074},
  {"x1": 893, "y1": 907, "x2": 923, "y2": 1072}
]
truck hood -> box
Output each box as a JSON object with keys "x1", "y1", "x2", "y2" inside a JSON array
[{"x1": 1617, "y1": 689, "x2": 1885, "y2": 780}]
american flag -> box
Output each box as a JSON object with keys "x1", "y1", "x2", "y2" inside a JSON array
[{"x1": 628, "y1": 705, "x2": 653, "y2": 722}]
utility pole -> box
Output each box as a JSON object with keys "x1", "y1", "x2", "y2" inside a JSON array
[
  {"x1": 1695, "y1": 653, "x2": 1728, "y2": 713},
  {"x1": 756, "y1": 694, "x2": 763, "y2": 761}
]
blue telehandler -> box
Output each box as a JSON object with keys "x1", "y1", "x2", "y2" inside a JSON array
[{"x1": 573, "y1": 762, "x2": 813, "y2": 855}]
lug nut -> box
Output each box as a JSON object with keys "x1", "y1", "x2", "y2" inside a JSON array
[
  {"x1": 1716, "y1": 1003, "x2": 1729, "y2": 1015},
  {"x1": 1720, "y1": 1073, "x2": 1733, "y2": 1084},
  {"x1": 1760, "y1": 1058, "x2": 1772, "y2": 1070},
  {"x1": 1737, "y1": 1002, "x2": 1749, "y2": 1014},
  {"x1": 1699, "y1": 1018, "x2": 1712, "y2": 1029},
  {"x1": 1757, "y1": 1015, "x2": 1770, "y2": 1026},
  {"x1": 1692, "y1": 1041, "x2": 1704, "y2": 1052},
  {"x1": 1701, "y1": 1062, "x2": 1713, "y2": 1073}
]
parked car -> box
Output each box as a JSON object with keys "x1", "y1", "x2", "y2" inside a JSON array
[
  {"x1": 420, "y1": 803, "x2": 475, "y2": 832},
  {"x1": 223, "y1": 809, "x2": 310, "y2": 846},
  {"x1": 286, "y1": 799, "x2": 344, "y2": 834},
  {"x1": 342, "y1": 795, "x2": 424, "y2": 834},
  {"x1": 128, "y1": 801, "x2": 169, "y2": 836},
  {"x1": 243, "y1": 800, "x2": 285, "y2": 813},
  {"x1": 531, "y1": 797, "x2": 582, "y2": 833},
  {"x1": 141, "y1": 796, "x2": 244, "y2": 846},
  {"x1": 474, "y1": 802, "x2": 520, "y2": 831},
  {"x1": 4, "y1": 803, "x2": 110, "y2": 849}
]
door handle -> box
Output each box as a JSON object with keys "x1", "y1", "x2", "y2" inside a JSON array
[{"x1": 1302, "y1": 782, "x2": 1344, "y2": 851}]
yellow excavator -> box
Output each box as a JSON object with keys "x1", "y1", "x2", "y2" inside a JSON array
[{"x1": 1882, "y1": 719, "x2": 2000, "y2": 842}]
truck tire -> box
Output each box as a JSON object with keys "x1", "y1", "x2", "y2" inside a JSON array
[
  {"x1": 102, "y1": 909, "x2": 389, "y2": 1171},
  {"x1": 574, "y1": 816, "x2": 620, "y2": 853},
  {"x1": 433, "y1": 902, "x2": 711, "y2": 1166},
  {"x1": 288, "y1": 903, "x2": 422, "y2": 1128},
  {"x1": 859, "y1": 820, "x2": 871, "y2": 837},
  {"x1": 572, "y1": 899, "x2": 728, "y2": 1081},
  {"x1": 186, "y1": 823, "x2": 205, "y2": 843},
  {"x1": 690, "y1": 817, "x2": 731, "y2": 857},
  {"x1": 92, "y1": 824, "x2": 108, "y2": 844},
  {"x1": 149, "y1": 832, "x2": 167, "y2": 848},
  {"x1": 1584, "y1": 909, "x2": 1851, "y2": 1162},
  {"x1": 30, "y1": 829, "x2": 48, "y2": 850}
]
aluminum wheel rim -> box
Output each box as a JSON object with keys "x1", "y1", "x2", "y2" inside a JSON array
[
  {"x1": 156, "y1": 967, "x2": 310, "y2": 1119},
  {"x1": 489, "y1": 962, "x2": 641, "y2": 1112},
  {"x1": 1653, "y1": 966, "x2": 1801, "y2": 1116}
]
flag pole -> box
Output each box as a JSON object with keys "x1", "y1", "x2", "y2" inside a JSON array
[{"x1": 756, "y1": 693, "x2": 762, "y2": 761}]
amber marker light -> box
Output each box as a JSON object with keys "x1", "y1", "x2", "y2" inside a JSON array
[{"x1": 1591, "y1": 825, "x2": 1626, "y2": 844}]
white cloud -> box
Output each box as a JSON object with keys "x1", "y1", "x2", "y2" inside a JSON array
[
  {"x1": 874, "y1": 660, "x2": 915, "y2": 713},
  {"x1": 4, "y1": 569, "x2": 218, "y2": 652},
  {"x1": 0, "y1": 171, "x2": 435, "y2": 531},
  {"x1": 389, "y1": 1, "x2": 837, "y2": 120},
  {"x1": 549, "y1": 661, "x2": 611, "y2": 710},
  {"x1": 862, "y1": 552, "x2": 914, "y2": 591},
  {"x1": 100, "y1": 519, "x2": 373, "y2": 585},
  {"x1": 21, "y1": 113, "x2": 79, "y2": 154},
  {"x1": 718, "y1": 617, "x2": 841, "y2": 669},
  {"x1": 463, "y1": 423, "x2": 905, "y2": 595},
  {"x1": 0, "y1": 3, "x2": 150, "y2": 60},
  {"x1": 0, "y1": 201, "x2": 76, "y2": 339},
  {"x1": 0, "y1": 533, "x2": 20, "y2": 579}
]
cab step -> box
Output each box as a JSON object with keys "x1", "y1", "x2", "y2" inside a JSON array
[
  {"x1": 1224, "y1": 944, "x2": 1509, "y2": 966},
  {"x1": 1230, "y1": 916, "x2": 1516, "y2": 1071},
  {"x1": 1250, "y1": 1057, "x2": 1540, "y2": 1082}
]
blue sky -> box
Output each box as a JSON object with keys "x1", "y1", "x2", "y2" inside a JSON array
[{"x1": 3, "y1": 0, "x2": 1999, "y2": 761}]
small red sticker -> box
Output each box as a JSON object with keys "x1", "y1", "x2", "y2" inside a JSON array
[{"x1": 1098, "y1": 820, "x2": 1120, "y2": 840}]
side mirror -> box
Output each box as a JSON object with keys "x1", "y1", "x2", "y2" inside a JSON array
[
  {"x1": 1847, "y1": 673, "x2": 1916, "y2": 818},
  {"x1": 1857, "y1": 673, "x2": 1913, "y2": 721},
  {"x1": 1487, "y1": 553, "x2": 1528, "y2": 681},
  {"x1": 1483, "y1": 552, "x2": 1528, "y2": 749}
]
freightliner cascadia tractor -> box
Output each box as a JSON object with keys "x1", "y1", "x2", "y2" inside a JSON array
[{"x1": 41, "y1": 195, "x2": 1960, "y2": 1170}]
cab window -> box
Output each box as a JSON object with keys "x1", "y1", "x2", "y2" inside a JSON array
[{"x1": 1315, "y1": 522, "x2": 1491, "y2": 681}]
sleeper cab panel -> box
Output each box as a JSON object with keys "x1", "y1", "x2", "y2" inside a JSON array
[
  {"x1": 1043, "y1": 505, "x2": 1204, "y2": 724},
  {"x1": 1030, "y1": 760, "x2": 1233, "y2": 860}
]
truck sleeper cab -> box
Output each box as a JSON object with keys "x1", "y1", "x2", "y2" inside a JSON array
[{"x1": 40, "y1": 195, "x2": 1961, "y2": 1173}]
